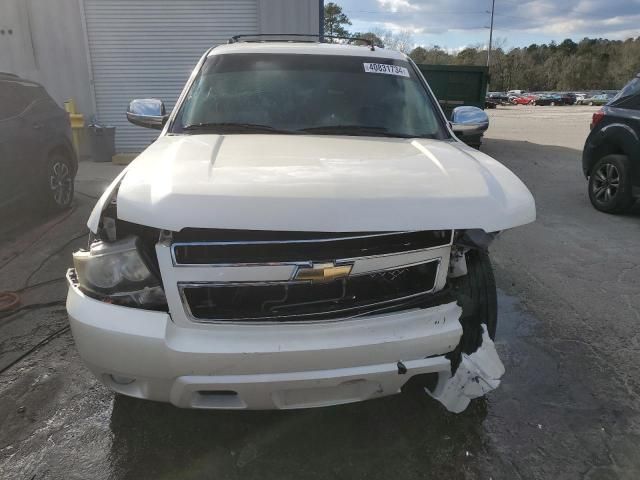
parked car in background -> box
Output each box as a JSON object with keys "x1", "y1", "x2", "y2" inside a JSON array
[
  {"x1": 531, "y1": 94, "x2": 556, "y2": 106},
  {"x1": 485, "y1": 97, "x2": 499, "y2": 109},
  {"x1": 582, "y1": 73, "x2": 640, "y2": 213},
  {"x1": 507, "y1": 92, "x2": 527, "y2": 102},
  {"x1": 487, "y1": 92, "x2": 509, "y2": 102},
  {"x1": 484, "y1": 92, "x2": 509, "y2": 108},
  {"x1": 574, "y1": 92, "x2": 587, "y2": 103},
  {"x1": 548, "y1": 93, "x2": 570, "y2": 105},
  {"x1": 511, "y1": 95, "x2": 535, "y2": 105},
  {"x1": 559, "y1": 92, "x2": 577, "y2": 105},
  {"x1": 577, "y1": 93, "x2": 610, "y2": 106},
  {"x1": 0, "y1": 73, "x2": 77, "y2": 211}
]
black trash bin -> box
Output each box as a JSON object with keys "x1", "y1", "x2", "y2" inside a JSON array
[{"x1": 87, "y1": 124, "x2": 116, "y2": 163}]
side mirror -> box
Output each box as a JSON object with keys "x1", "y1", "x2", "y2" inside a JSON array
[
  {"x1": 126, "y1": 99, "x2": 168, "y2": 130},
  {"x1": 450, "y1": 106, "x2": 489, "y2": 136}
]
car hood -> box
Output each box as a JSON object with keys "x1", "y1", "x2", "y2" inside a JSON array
[{"x1": 88, "y1": 134, "x2": 535, "y2": 233}]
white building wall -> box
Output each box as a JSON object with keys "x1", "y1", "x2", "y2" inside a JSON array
[
  {"x1": 84, "y1": 0, "x2": 262, "y2": 152},
  {"x1": 0, "y1": 0, "x2": 95, "y2": 117},
  {"x1": 258, "y1": 0, "x2": 320, "y2": 35},
  {"x1": 0, "y1": 0, "x2": 321, "y2": 152}
]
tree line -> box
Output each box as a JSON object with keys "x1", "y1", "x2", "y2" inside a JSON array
[
  {"x1": 324, "y1": 2, "x2": 640, "y2": 91},
  {"x1": 410, "y1": 38, "x2": 640, "y2": 91}
]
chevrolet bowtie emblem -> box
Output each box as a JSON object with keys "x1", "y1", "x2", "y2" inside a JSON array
[{"x1": 294, "y1": 263, "x2": 353, "y2": 282}]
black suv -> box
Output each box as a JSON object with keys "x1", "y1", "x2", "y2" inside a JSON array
[
  {"x1": 0, "y1": 73, "x2": 77, "y2": 211},
  {"x1": 583, "y1": 73, "x2": 640, "y2": 213}
]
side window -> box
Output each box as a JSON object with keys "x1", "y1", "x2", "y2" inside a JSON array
[
  {"x1": 611, "y1": 78, "x2": 640, "y2": 110},
  {"x1": 21, "y1": 83, "x2": 49, "y2": 103},
  {"x1": 0, "y1": 82, "x2": 29, "y2": 120},
  {"x1": 23, "y1": 84, "x2": 59, "y2": 114},
  {"x1": 621, "y1": 92, "x2": 640, "y2": 111}
]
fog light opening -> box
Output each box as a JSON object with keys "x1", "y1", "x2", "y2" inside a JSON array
[
  {"x1": 110, "y1": 374, "x2": 136, "y2": 385},
  {"x1": 192, "y1": 390, "x2": 246, "y2": 409}
]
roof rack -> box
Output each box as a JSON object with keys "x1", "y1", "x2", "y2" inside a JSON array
[{"x1": 228, "y1": 34, "x2": 375, "y2": 51}]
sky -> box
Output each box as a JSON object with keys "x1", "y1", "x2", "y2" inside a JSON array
[{"x1": 337, "y1": 0, "x2": 640, "y2": 51}]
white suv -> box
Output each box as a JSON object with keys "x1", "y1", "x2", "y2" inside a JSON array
[{"x1": 66, "y1": 38, "x2": 535, "y2": 412}]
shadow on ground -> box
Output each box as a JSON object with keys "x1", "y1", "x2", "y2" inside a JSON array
[{"x1": 109, "y1": 390, "x2": 490, "y2": 479}]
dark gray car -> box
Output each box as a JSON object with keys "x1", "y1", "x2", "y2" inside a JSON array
[{"x1": 0, "y1": 73, "x2": 77, "y2": 210}]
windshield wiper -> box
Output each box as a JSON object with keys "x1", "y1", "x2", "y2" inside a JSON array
[
  {"x1": 182, "y1": 122, "x2": 296, "y2": 134},
  {"x1": 298, "y1": 125, "x2": 420, "y2": 138}
]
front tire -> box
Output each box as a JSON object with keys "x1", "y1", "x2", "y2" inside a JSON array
[
  {"x1": 41, "y1": 153, "x2": 75, "y2": 211},
  {"x1": 588, "y1": 155, "x2": 634, "y2": 213},
  {"x1": 401, "y1": 250, "x2": 498, "y2": 398},
  {"x1": 450, "y1": 250, "x2": 498, "y2": 354}
]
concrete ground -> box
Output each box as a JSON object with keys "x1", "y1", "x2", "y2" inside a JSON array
[{"x1": 1, "y1": 105, "x2": 639, "y2": 479}]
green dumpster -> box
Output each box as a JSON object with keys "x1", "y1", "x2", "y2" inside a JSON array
[{"x1": 416, "y1": 64, "x2": 489, "y2": 120}]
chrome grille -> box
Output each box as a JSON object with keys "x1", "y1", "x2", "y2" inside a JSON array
[
  {"x1": 179, "y1": 260, "x2": 440, "y2": 322},
  {"x1": 171, "y1": 230, "x2": 452, "y2": 265},
  {"x1": 367, "y1": 268, "x2": 409, "y2": 282},
  {"x1": 161, "y1": 230, "x2": 451, "y2": 324}
]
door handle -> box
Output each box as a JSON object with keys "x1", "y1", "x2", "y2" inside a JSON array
[{"x1": 32, "y1": 123, "x2": 42, "y2": 129}]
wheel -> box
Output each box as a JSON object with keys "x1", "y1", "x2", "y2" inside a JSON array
[
  {"x1": 450, "y1": 250, "x2": 497, "y2": 354},
  {"x1": 589, "y1": 101, "x2": 594, "y2": 106},
  {"x1": 401, "y1": 250, "x2": 497, "y2": 397},
  {"x1": 550, "y1": 101, "x2": 556, "y2": 106},
  {"x1": 532, "y1": 101, "x2": 537, "y2": 106},
  {"x1": 588, "y1": 155, "x2": 634, "y2": 213},
  {"x1": 41, "y1": 152, "x2": 74, "y2": 210}
]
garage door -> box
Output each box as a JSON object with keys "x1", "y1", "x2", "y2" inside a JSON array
[{"x1": 84, "y1": 0, "x2": 259, "y2": 153}]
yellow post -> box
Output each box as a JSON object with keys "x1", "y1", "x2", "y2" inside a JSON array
[{"x1": 64, "y1": 99, "x2": 84, "y2": 156}]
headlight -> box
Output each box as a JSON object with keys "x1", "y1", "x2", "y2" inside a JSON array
[{"x1": 73, "y1": 236, "x2": 167, "y2": 309}]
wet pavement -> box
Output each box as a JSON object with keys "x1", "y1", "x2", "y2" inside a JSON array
[{"x1": 1, "y1": 106, "x2": 640, "y2": 479}]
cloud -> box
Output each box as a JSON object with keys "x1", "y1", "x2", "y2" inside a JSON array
[
  {"x1": 524, "y1": 14, "x2": 640, "y2": 37},
  {"x1": 377, "y1": 0, "x2": 420, "y2": 13},
  {"x1": 340, "y1": 0, "x2": 640, "y2": 46},
  {"x1": 369, "y1": 21, "x2": 426, "y2": 34}
]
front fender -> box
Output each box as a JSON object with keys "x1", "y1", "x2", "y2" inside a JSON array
[{"x1": 583, "y1": 121, "x2": 640, "y2": 178}]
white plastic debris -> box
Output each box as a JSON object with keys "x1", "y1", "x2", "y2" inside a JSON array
[{"x1": 427, "y1": 325, "x2": 505, "y2": 413}]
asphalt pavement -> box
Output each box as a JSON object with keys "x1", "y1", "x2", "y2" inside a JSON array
[{"x1": 0, "y1": 105, "x2": 639, "y2": 479}]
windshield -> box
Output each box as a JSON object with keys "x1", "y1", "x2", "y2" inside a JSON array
[{"x1": 172, "y1": 53, "x2": 448, "y2": 139}]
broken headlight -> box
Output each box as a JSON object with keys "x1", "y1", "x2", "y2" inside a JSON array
[{"x1": 73, "y1": 236, "x2": 167, "y2": 309}]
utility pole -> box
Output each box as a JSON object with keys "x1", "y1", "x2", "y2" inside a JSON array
[
  {"x1": 319, "y1": 0, "x2": 324, "y2": 42},
  {"x1": 487, "y1": 0, "x2": 495, "y2": 67}
]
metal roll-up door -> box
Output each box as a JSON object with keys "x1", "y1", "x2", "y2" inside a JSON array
[{"x1": 83, "y1": 0, "x2": 259, "y2": 153}]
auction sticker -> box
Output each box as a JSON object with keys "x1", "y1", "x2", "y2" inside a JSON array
[{"x1": 363, "y1": 63, "x2": 410, "y2": 77}]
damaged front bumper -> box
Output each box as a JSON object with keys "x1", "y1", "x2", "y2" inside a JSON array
[
  {"x1": 67, "y1": 271, "x2": 504, "y2": 411},
  {"x1": 428, "y1": 326, "x2": 505, "y2": 413}
]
